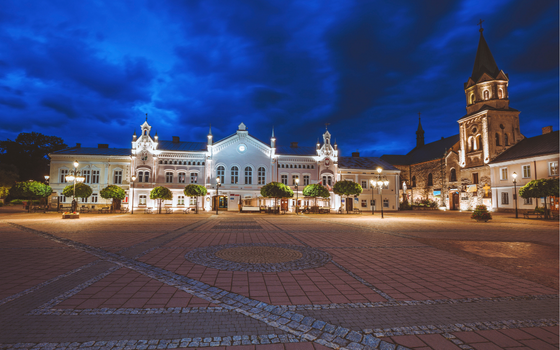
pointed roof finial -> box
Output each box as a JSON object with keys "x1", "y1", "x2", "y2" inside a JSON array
[
  {"x1": 208, "y1": 124, "x2": 212, "y2": 136},
  {"x1": 417, "y1": 112, "x2": 424, "y2": 133},
  {"x1": 271, "y1": 126, "x2": 275, "y2": 138},
  {"x1": 133, "y1": 129, "x2": 137, "y2": 136},
  {"x1": 155, "y1": 130, "x2": 158, "y2": 137},
  {"x1": 325, "y1": 122, "x2": 330, "y2": 131},
  {"x1": 478, "y1": 19, "x2": 484, "y2": 33},
  {"x1": 145, "y1": 113, "x2": 148, "y2": 122},
  {"x1": 471, "y1": 20, "x2": 499, "y2": 81}
]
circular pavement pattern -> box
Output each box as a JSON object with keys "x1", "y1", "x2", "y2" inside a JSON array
[{"x1": 185, "y1": 243, "x2": 331, "y2": 272}]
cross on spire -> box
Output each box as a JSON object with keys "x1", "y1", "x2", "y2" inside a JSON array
[
  {"x1": 145, "y1": 113, "x2": 148, "y2": 121},
  {"x1": 478, "y1": 19, "x2": 484, "y2": 32},
  {"x1": 325, "y1": 123, "x2": 330, "y2": 130}
]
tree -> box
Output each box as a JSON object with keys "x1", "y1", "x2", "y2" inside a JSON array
[
  {"x1": 184, "y1": 184, "x2": 207, "y2": 214},
  {"x1": 0, "y1": 132, "x2": 67, "y2": 182},
  {"x1": 9, "y1": 181, "x2": 53, "y2": 211},
  {"x1": 260, "y1": 182, "x2": 293, "y2": 213},
  {"x1": 62, "y1": 183, "x2": 93, "y2": 200},
  {"x1": 0, "y1": 164, "x2": 19, "y2": 199},
  {"x1": 100, "y1": 185, "x2": 126, "y2": 211},
  {"x1": 302, "y1": 184, "x2": 330, "y2": 211},
  {"x1": 150, "y1": 186, "x2": 173, "y2": 214},
  {"x1": 333, "y1": 180, "x2": 363, "y2": 213},
  {"x1": 519, "y1": 178, "x2": 559, "y2": 219}
]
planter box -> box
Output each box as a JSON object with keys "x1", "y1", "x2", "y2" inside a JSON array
[{"x1": 62, "y1": 214, "x2": 80, "y2": 219}]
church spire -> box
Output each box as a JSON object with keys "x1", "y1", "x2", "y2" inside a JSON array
[
  {"x1": 416, "y1": 113, "x2": 425, "y2": 148},
  {"x1": 270, "y1": 126, "x2": 276, "y2": 148},
  {"x1": 471, "y1": 21, "x2": 499, "y2": 82},
  {"x1": 207, "y1": 124, "x2": 213, "y2": 146}
]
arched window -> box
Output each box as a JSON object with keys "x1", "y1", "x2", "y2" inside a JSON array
[
  {"x1": 217, "y1": 166, "x2": 225, "y2": 184},
  {"x1": 231, "y1": 166, "x2": 239, "y2": 184},
  {"x1": 144, "y1": 130, "x2": 147, "y2": 135},
  {"x1": 504, "y1": 133, "x2": 509, "y2": 146},
  {"x1": 412, "y1": 176, "x2": 416, "y2": 187},
  {"x1": 470, "y1": 94, "x2": 475, "y2": 104},
  {"x1": 244, "y1": 166, "x2": 252, "y2": 184},
  {"x1": 476, "y1": 135, "x2": 482, "y2": 151},
  {"x1": 258, "y1": 167, "x2": 266, "y2": 185},
  {"x1": 427, "y1": 173, "x2": 433, "y2": 186},
  {"x1": 468, "y1": 137, "x2": 474, "y2": 152},
  {"x1": 450, "y1": 168, "x2": 457, "y2": 182},
  {"x1": 498, "y1": 88, "x2": 503, "y2": 99},
  {"x1": 495, "y1": 133, "x2": 500, "y2": 146},
  {"x1": 483, "y1": 90, "x2": 489, "y2": 100}
]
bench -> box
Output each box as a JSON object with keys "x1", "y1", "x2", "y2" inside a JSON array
[
  {"x1": 241, "y1": 206, "x2": 260, "y2": 213},
  {"x1": 165, "y1": 207, "x2": 173, "y2": 214},
  {"x1": 523, "y1": 211, "x2": 543, "y2": 219},
  {"x1": 353, "y1": 208, "x2": 362, "y2": 214},
  {"x1": 100, "y1": 207, "x2": 111, "y2": 214},
  {"x1": 58, "y1": 206, "x2": 73, "y2": 213},
  {"x1": 31, "y1": 206, "x2": 47, "y2": 213},
  {"x1": 79, "y1": 207, "x2": 90, "y2": 213}
]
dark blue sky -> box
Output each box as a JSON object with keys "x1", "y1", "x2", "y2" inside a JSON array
[{"x1": 0, "y1": 0, "x2": 558, "y2": 156}]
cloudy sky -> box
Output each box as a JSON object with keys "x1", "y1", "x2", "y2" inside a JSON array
[{"x1": 0, "y1": 0, "x2": 558, "y2": 156}]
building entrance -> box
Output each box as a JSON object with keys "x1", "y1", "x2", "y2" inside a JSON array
[
  {"x1": 213, "y1": 195, "x2": 228, "y2": 211},
  {"x1": 450, "y1": 192, "x2": 459, "y2": 210}
]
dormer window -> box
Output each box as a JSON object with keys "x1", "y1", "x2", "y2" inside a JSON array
[
  {"x1": 498, "y1": 88, "x2": 503, "y2": 99},
  {"x1": 144, "y1": 130, "x2": 147, "y2": 135},
  {"x1": 470, "y1": 94, "x2": 475, "y2": 104},
  {"x1": 483, "y1": 90, "x2": 489, "y2": 100}
]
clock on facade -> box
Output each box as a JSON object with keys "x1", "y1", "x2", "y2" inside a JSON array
[{"x1": 238, "y1": 144, "x2": 247, "y2": 154}]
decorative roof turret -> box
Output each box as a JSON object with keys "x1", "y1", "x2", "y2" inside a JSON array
[{"x1": 416, "y1": 113, "x2": 425, "y2": 148}]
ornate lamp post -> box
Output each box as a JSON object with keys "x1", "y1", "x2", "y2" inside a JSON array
[
  {"x1": 65, "y1": 160, "x2": 85, "y2": 213},
  {"x1": 295, "y1": 178, "x2": 299, "y2": 214},
  {"x1": 130, "y1": 175, "x2": 136, "y2": 214},
  {"x1": 512, "y1": 172, "x2": 518, "y2": 219},
  {"x1": 216, "y1": 177, "x2": 221, "y2": 215},
  {"x1": 372, "y1": 167, "x2": 389, "y2": 219},
  {"x1": 370, "y1": 179, "x2": 375, "y2": 215},
  {"x1": 44, "y1": 175, "x2": 50, "y2": 184}
]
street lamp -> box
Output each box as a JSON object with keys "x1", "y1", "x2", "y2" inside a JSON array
[
  {"x1": 44, "y1": 175, "x2": 50, "y2": 184},
  {"x1": 65, "y1": 160, "x2": 85, "y2": 212},
  {"x1": 372, "y1": 167, "x2": 389, "y2": 219},
  {"x1": 295, "y1": 178, "x2": 299, "y2": 214},
  {"x1": 216, "y1": 177, "x2": 221, "y2": 215},
  {"x1": 512, "y1": 172, "x2": 518, "y2": 219},
  {"x1": 370, "y1": 179, "x2": 375, "y2": 215},
  {"x1": 130, "y1": 175, "x2": 136, "y2": 214}
]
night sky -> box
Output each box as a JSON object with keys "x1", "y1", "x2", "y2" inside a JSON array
[{"x1": 0, "y1": 0, "x2": 558, "y2": 157}]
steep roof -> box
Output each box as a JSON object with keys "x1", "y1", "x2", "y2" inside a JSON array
[
  {"x1": 338, "y1": 157, "x2": 399, "y2": 171},
  {"x1": 158, "y1": 140, "x2": 207, "y2": 152},
  {"x1": 490, "y1": 131, "x2": 559, "y2": 164},
  {"x1": 471, "y1": 29, "x2": 500, "y2": 81},
  {"x1": 51, "y1": 147, "x2": 131, "y2": 156},
  {"x1": 381, "y1": 135, "x2": 460, "y2": 165},
  {"x1": 276, "y1": 145, "x2": 317, "y2": 156},
  {"x1": 459, "y1": 104, "x2": 519, "y2": 121}
]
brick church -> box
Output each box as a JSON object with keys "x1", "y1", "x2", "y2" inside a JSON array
[{"x1": 381, "y1": 27, "x2": 558, "y2": 211}]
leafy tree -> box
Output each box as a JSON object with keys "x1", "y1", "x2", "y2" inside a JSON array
[
  {"x1": 184, "y1": 184, "x2": 207, "y2": 214},
  {"x1": 519, "y1": 178, "x2": 559, "y2": 219},
  {"x1": 260, "y1": 182, "x2": 293, "y2": 213},
  {"x1": 302, "y1": 184, "x2": 330, "y2": 210},
  {"x1": 0, "y1": 132, "x2": 67, "y2": 182},
  {"x1": 150, "y1": 186, "x2": 173, "y2": 214},
  {"x1": 0, "y1": 164, "x2": 19, "y2": 200},
  {"x1": 9, "y1": 181, "x2": 53, "y2": 211},
  {"x1": 333, "y1": 180, "x2": 363, "y2": 213},
  {"x1": 62, "y1": 183, "x2": 93, "y2": 199},
  {"x1": 100, "y1": 185, "x2": 126, "y2": 211}
]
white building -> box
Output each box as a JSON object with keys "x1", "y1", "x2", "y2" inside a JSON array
[{"x1": 49, "y1": 120, "x2": 401, "y2": 212}]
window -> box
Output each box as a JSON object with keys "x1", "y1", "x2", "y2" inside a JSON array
[
  {"x1": 498, "y1": 88, "x2": 503, "y2": 99},
  {"x1": 361, "y1": 180, "x2": 367, "y2": 189},
  {"x1": 292, "y1": 175, "x2": 299, "y2": 186},
  {"x1": 495, "y1": 133, "x2": 500, "y2": 146},
  {"x1": 303, "y1": 175, "x2": 310, "y2": 186},
  {"x1": 504, "y1": 134, "x2": 509, "y2": 146},
  {"x1": 91, "y1": 170, "x2": 99, "y2": 184},
  {"x1": 83, "y1": 170, "x2": 90, "y2": 183},
  {"x1": 501, "y1": 192, "x2": 509, "y2": 205},
  {"x1": 322, "y1": 176, "x2": 332, "y2": 186},
  {"x1": 472, "y1": 173, "x2": 479, "y2": 184},
  {"x1": 138, "y1": 171, "x2": 143, "y2": 182},
  {"x1": 427, "y1": 173, "x2": 433, "y2": 186},
  {"x1": 549, "y1": 162, "x2": 559, "y2": 176},
  {"x1": 139, "y1": 195, "x2": 147, "y2": 205},
  {"x1": 60, "y1": 169, "x2": 68, "y2": 183},
  {"x1": 281, "y1": 175, "x2": 288, "y2": 185},
  {"x1": 114, "y1": 170, "x2": 122, "y2": 184},
  {"x1": 245, "y1": 167, "x2": 252, "y2": 184},
  {"x1": 178, "y1": 195, "x2": 185, "y2": 205},
  {"x1": 231, "y1": 166, "x2": 239, "y2": 184},
  {"x1": 470, "y1": 94, "x2": 474, "y2": 104},
  {"x1": 258, "y1": 167, "x2": 266, "y2": 185},
  {"x1": 178, "y1": 173, "x2": 186, "y2": 183},
  {"x1": 60, "y1": 195, "x2": 67, "y2": 203},
  {"x1": 189, "y1": 197, "x2": 197, "y2": 205},
  {"x1": 81, "y1": 197, "x2": 87, "y2": 203},
  {"x1": 361, "y1": 199, "x2": 367, "y2": 208},
  {"x1": 383, "y1": 199, "x2": 389, "y2": 208},
  {"x1": 483, "y1": 90, "x2": 489, "y2": 100},
  {"x1": 523, "y1": 197, "x2": 532, "y2": 205},
  {"x1": 91, "y1": 193, "x2": 98, "y2": 203},
  {"x1": 217, "y1": 166, "x2": 225, "y2": 184},
  {"x1": 370, "y1": 199, "x2": 375, "y2": 207},
  {"x1": 190, "y1": 172, "x2": 198, "y2": 184},
  {"x1": 450, "y1": 168, "x2": 457, "y2": 182},
  {"x1": 500, "y1": 168, "x2": 508, "y2": 180},
  {"x1": 522, "y1": 165, "x2": 531, "y2": 179},
  {"x1": 412, "y1": 176, "x2": 416, "y2": 187},
  {"x1": 166, "y1": 172, "x2": 173, "y2": 183},
  {"x1": 311, "y1": 165, "x2": 314, "y2": 169},
  {"x1": 143, "y1": 171, "x2": 149, "y2": 183}
]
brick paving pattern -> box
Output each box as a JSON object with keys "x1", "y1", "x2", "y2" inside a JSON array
[{"x1": 0, "y1": 210, "x2": 557, "y2": 350}]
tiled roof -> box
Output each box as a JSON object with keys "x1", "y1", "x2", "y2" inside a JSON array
[
  {"x1": 338, "y1": 157, "x2": 399, "y2": 171},
  {"x1": 459, "y1": 105, "x2": 519, "y2": 121},
  {"x1": 275, "y1": 146, "x2": 317, "y2": 156},
  {"x1": 490, "y1": 131, "x2": 559, "y2": 164},
  {"x1": 381, "y1": 135, "x2": 459, "y2": 166},
  {"x1": 158, "y1": 140, "x2": 207, "y2": 152},
  {"x1": 51, "y1": 147, "x2": 131, "y2": 156}
]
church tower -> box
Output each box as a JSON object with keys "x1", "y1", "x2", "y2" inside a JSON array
[{"x1": 459, "y1": 25, "x2": 523, "y2": 168}]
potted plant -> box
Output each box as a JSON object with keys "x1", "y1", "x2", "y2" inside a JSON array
[{"x1": 471, "y1": 205, "x2": 492, "y2": 222}]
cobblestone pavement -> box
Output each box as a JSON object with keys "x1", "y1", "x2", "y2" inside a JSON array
[{"x1": 0, "y1": 210, "x2": 558, "y2": 350}]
